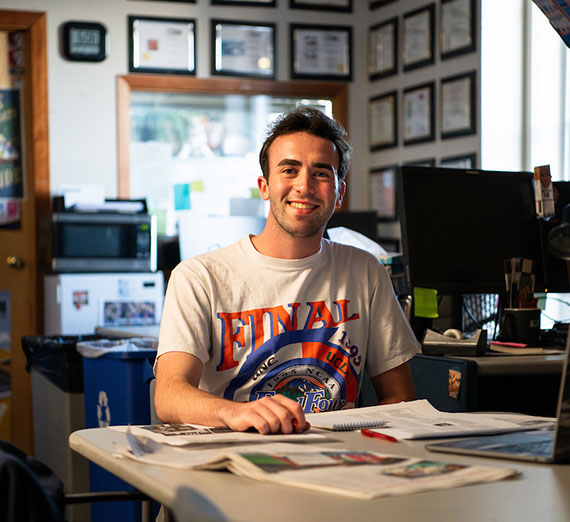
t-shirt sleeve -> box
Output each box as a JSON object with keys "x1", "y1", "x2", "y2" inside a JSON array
[
  {"x1": 156, "y1": 261, "x2": 213, "y2": 368},
  {"x1": 365, "y1": 260, "x2": 420, "y2": 377}
]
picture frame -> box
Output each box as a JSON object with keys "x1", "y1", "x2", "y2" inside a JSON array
[
  {"x1": 440, "y1": 0, "x2": 475, "y2": 60},
  {"x1": 402, "y1": 3, "x2": 435, "y2": 72},
  {"x1": 290, "y1": 24, "x2": 352, "y2": 81},
  {"x1": 290, "y1": 0, "x2": 352, "y2": 12},
  {"x1": 370, "y1": 165, "x2": 398, "y2": 221},
  {"x1": 440, "y1": 71, "x2": 476, "y2": 139},
  {"x1": 440, "y1": 152, "x2": 477, "y2": 169},
  {"x1": 369, "y1": 91, "x2": 397, "y2": 151},
  {"x1": 370, "y1": 0, "x2": 397, "y2": 9},
  {"x1": 128, "y1": 16, "x2": 196, "y2": 75},
  {"x1": 368, "y1": 18, "x2": 398, "y2": 80},
  {"x1": 211, "y1": 20, "x2": 276, "y2": 78},
  {"x1": 403, "y1": 81, "x2": 435, "y2": 146},
  {"x1": 403, "y1": 158, "x2": 436, "y2": 167},
  {"x1": 211, "y1": 0, "x2": 275, "y2": 5}
]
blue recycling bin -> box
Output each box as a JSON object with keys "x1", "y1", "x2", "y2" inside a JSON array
[{"x1": 79, "y1": 339, "x2": 157, "y2": 522}]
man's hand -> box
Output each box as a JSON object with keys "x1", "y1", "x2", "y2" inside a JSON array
[{"x1": 217, "y1": 395, "x2": 310, "y2": 435}]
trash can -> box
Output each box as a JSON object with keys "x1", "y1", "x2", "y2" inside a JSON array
[
  {"x1": 22, "y1": 334, "x2": 99, "y2": 522},
  {"x1": 77, "y1": 338, "x2": 157, "y2": 522}
]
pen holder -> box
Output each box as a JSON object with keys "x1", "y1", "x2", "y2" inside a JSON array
[{"x1": 499, "y1": 308, "x2": 541, "y2": 345}]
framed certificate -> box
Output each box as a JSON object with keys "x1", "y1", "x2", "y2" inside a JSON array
[
  {"x1": 369, "y1": 91, "x2": 397, "y2": 151},
  {"x1": 128, "y1": 16, "x2": 196, "y2": 75},
  {"x1": 440, "y1": 152, "x2": 477, "y2": 169},
  {"x1": 440, "y1": 0, "x2": 475, "y2": 59},
  {"x1": 370, "y1": 0, "x2": 397, "y2": 8},
  {"x1": 440, "y1": 71, "x2": 476, "y2": 139},
  {"x1": 403, "y1": 81, "x2": 435, "y2": 145},
  {"x1": 211, "y1": 20, "x2": 275, "y2": 78},
  {"x1": 402, "y1": 4, "x2": 435, "y2": 72},
  {"x1": 370, "y1": 165, "x2": 398, "y2": 221},
  {"x1": 291, "y1": 24, "x2": 352, "y2": 81},
  {"x1": 290, "y1": 0, "x2": 352, "y2": 12},
  {"x1": 368, "y1": 18, "x2": 398, "y2": 80},
  {"x1": 211, "y1": 0, "x2": 275, "y2": 5}
]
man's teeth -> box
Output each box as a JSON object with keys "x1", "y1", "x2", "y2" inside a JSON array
[{"x1": 290, "y1": 202, "x2": 315, "y2": 209}]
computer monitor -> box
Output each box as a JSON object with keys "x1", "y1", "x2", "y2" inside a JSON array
[{"x1": 396, "y1": 166, "x2": 542, "y2": 297}]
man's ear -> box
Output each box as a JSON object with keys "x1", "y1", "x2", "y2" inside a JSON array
[
  {"x1": 335, "y1": 181, "x2": 346, "y2": 209},
  {"x1": 257, "y1": 176, "x2": 270, "y2": 201}
]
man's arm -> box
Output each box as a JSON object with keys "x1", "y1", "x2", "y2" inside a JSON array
[
  {"x1": 370, "y1": 361, "x2": 416, "y2": 405},
  {"x1": 154, "y1": 351, "x2": 309, "y2": 434}
]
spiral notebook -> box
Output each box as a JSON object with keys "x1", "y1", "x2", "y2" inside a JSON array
[{"x1": 306, "y1": 404, "x2": 388, "y2": 431}]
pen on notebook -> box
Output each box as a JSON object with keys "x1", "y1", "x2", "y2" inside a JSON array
[{"x1": 361, "y1": 429, "x2": 398, "y2": 443}]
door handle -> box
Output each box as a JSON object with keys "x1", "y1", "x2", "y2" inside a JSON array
[{"x1": 6, "y1": 256, "x2": 24, "y2": 269}]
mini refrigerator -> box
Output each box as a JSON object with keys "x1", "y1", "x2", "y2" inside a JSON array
[
  {"x1": 44, "y1": 272, "x2": 164, "y2": 335},
  {"x1": 37, "y1": 272, "x2": 164, "y2": 521}
]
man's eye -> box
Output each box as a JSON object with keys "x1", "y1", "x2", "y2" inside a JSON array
[{"x1": 314, "y1": 171, "x2": 331, "y2": 178}]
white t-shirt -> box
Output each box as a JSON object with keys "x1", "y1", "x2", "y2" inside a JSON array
[{"x1": 157, "y1": 237, "x2": 419, "y2": 413}]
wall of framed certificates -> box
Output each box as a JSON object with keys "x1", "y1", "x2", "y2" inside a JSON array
[
  {"x1": 367, "y1": 0, "x2": 480, "y2": 249},
  {"x1": 32, "y1": 0, "x2": 486, "y2": 254}
]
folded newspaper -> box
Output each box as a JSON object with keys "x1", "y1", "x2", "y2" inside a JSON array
[
  {"x1": 307, "y1": 399, "x2": 555, "y2": 438},
  {"x1": 112, "y1": 435, "x2": 519, "y2": 499}
]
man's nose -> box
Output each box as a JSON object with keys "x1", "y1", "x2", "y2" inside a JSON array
[{"x1": 293, "y1": 170, "x2": 315, "y2": 193}]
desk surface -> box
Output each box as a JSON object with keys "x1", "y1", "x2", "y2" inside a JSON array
[
  {"x1": 70, "y1": 427, "x2": 570, "y2": 522},
  {"x1": 443, "y1": 353, "x2": 565, "y2": 375}
]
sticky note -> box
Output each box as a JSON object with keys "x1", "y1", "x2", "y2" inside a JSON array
[
  {"x1": 413, "y1": 287, "x2": 439, "y2": 318},
  {"x1": 190, "y1": 180, "x2": 204, "y2": 192},
  {"x1": 173, "y1": 183, "x2": 191, "y2": 210}
]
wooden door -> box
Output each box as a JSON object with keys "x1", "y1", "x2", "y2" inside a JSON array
[{"x1": 0, "y1": 11, "x2": 49, "y2": 454}]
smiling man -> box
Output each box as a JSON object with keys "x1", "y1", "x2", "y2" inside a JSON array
[{"x1": 154, "y1": 107, "x2": 419, "y2": 434}]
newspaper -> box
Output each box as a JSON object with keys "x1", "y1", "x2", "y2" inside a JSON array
[
  {"x1": 110, "y1": 423, "x2": 325, "y2": 446},
  {"x1": 112, "y1": 436, "x2": 518, "y2": 499},
  {"x1": 308, "y1": 399, "x2": 555, "y2": 439}
]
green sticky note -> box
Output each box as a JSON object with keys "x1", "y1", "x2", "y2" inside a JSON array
[
  {"x1": 190, "y1": 180, "x2": 204, "y2": 192},
  {"x1": 173, "y1": 183, "x2": 191, "y2": 210},
  {"x1": 413, "y1": 287, "x2": 439, "y2": 318},
  {"x1": 250, "y1": 187, "x2": 261, "y2": 199}
]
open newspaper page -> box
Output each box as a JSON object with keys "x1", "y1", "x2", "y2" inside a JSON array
[
  {"x1": 217, "y1": 448, "x2": 518, "y2": 499},
  {"x1": 112, "y1": 432, "x2": 518, "y2": 499},
  {"x1": 110, "y1": 423, "x2": 325, "y2": 446}
]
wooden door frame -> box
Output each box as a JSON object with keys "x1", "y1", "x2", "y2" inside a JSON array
[{"x1": 0, "y1": 10, "x2": 49, "y2": 452}]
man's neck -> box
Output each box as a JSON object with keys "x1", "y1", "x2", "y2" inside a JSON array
[{"x1": 250, "y1": 226, "x2": 324, "y2": 260}]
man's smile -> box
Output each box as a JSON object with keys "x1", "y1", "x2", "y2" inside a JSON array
[{"x1": 289, "y1": 201, "x2": 318, "y2": 210}]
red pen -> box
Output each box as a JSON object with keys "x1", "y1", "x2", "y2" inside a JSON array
[{"x1": 361, "y1": 429, "x2": 398, "y2": 443}]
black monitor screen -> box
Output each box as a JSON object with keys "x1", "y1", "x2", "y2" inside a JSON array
[{"x1": 397, "y1": 166, "x2": 541, "y2": 295}]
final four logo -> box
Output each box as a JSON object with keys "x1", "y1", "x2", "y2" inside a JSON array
[{"x1": 223, "y1": 327, "x2": 360, "y2": 413}]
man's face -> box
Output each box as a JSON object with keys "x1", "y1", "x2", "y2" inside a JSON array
[{"x1": 258, "y1": 131, "x2": 345, "y2": 239}]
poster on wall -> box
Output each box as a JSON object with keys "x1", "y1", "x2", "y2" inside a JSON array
[{"x1": 0, "y1": 89, "x2": 23, "y2": 199}]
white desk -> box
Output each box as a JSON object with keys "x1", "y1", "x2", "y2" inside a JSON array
[{"x1": 70, "y1": 427, "x2": 570, "y2": 522}]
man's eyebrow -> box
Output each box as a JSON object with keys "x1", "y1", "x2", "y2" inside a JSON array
[{"x1": 277, "y1": 159, "x2": 302, "y2": 167}]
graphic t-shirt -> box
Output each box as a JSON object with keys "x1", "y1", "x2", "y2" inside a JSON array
[{"x1": 157, "y1": 237, "x2": 419, "y2": 413}]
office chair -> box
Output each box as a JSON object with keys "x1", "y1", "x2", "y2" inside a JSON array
[{"x1": 0, "y1": 439, "x2": 153, "y2": 522}]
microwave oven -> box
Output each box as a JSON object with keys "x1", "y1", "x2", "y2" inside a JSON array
[{"x1": 51, "y1": 212, "x2": 157, "y2": 272}]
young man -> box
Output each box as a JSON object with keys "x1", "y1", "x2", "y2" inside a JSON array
[{"x1": 154, "y1": 107, "x2": 419, "y2": 434}]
